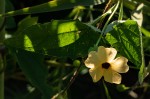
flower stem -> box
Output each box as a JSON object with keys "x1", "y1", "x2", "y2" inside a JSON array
[
  {"x1": 95, "y1": 0, "x2": 120, "y2": 46},
  {"x1": 103, "y1": 80, "x2": 111, "y2": 99}
]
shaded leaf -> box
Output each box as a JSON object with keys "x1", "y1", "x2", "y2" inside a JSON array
[
  {"x1": 5, "y1": 20, "x2": 99, "y2": 58},
  {"x1": 16, "y1": 16, "x2": 38, "y2": 35},
  {"x1": 13, "y1": 49, "x2": 53, "y2": 99},
  {"x1": 3, "y1": 0, "x2": 105, "y2": 17}
]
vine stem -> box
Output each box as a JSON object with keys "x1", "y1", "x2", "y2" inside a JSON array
[
  {"x1": 0, "y1": 0, "x2": 5, "y2": 98},
  {"x1": 95, "y1": 0, "x2": 120, "y2": 46},
  {"x1": 51, "y1": 62, "x2": 82, "y2": 99},
  {"x1": 118, "y1": 0, "x2": 123, "y2": 20},
  {"x1": 103, "y1": 80, "x2": 111, "y2": 99}
]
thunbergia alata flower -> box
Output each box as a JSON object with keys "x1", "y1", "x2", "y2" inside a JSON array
[{"x1": 85, "y1": 46, "x2": 129, "y2": 84}]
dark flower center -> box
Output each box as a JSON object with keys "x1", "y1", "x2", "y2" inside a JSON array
[{"x1": 102, "y1": 62, "x2": 110, "y2": 69}]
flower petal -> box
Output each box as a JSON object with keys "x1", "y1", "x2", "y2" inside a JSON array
[
  {"x1": 111, "y1": 57, "x2": 129, "y2": 73},
  {"x1": 103, "y1": 69, "x2": 121, "y2": 84},
  {"x1": 85, "y1": 51, "x2": 100, "y2": 69},
  {"x1": 97, "y1": 46, "x2": 107, "y2": 63},
  {"x1": 89, "y1": 67, "x2": 103, "y2": 82},
  {"x1": 105, "y1": 47, "x2": 117, "y2": 62}
]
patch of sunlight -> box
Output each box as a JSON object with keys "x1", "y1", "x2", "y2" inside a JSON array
[
  {"x1": 58, "y1": 21, "x2": 77, "y2": 33},
  {"x1": 24, "y1": 35, "x2": 34, "y2": 51},
  {"x1": 7, "y1": 11, "x2": 15, "y2": 15},
  {"x1": 27, "y1": 84, "x2": 35, "y2": 93},
  {"x1": 48, "y1": 0, "x2": 58, "y2": 7},
  {"x1": 76, "y1": 6, "x2": 85, "y2": 10},
  {"x1": 22, "y1": 7, "x2": 30, "y2": 13},
  {"x1": 57, "y1": 22, "x2": 80, "y2": 47}
]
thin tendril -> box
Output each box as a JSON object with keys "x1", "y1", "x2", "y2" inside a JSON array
[{"x1": 95, "y1": 0, "x2": 120, "y2": 46}]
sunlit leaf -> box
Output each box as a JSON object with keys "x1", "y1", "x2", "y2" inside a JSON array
[
  {"x1": 103, "y1": 20, "x2": 125, "y2": 35},
  {"x1": 105, "y1": 20, "x2": 142, "y2": 68}
]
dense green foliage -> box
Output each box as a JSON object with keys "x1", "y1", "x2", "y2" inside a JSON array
[{"x1": 0, "y1": 0, "x2": 150, "y2": 99}]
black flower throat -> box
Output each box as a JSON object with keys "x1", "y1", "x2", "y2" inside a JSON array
[{"x1": 102, "y1": 62, "x2": 110, "y2": 69}]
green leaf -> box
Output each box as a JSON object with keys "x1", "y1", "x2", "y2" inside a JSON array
[
  {"x1": 15, "y1": 16, "x2": 38, "y2": 35},
  {"x1": 13, "y1": 49, "x2": 53, "y2": 99},
  {"x1": 141, "y1": 27, "x2": 150, "y2": 37},
  {"x1": 116, "y1": 84, "x2": 130, "y2": 92},
  {"x1": 138, "y1": 62, "x2": 147, "y2": 84},
  {"x1": 105, "y1": 20, "x2": 142, "y2": 68},
  {"x1": 5, "y1": 20, "x2": 99, "y2": 58},
  {"x1": 2, "y1": 0, "x2": 105, "y2": 17},
  {"x1": 103, "y1": 20, "x2": 125, "y2": 35},
  {"x1": 143, "y1": 37, "x2": 150, "y2": 51}
]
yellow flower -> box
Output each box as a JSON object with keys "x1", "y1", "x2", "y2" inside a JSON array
[{"x1": 85, "y1": 46, "x2": 129, "y2": 84}]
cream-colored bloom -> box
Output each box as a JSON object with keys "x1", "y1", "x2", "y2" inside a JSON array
[{"x1": 85, "y1": 46, "x2": 129, "y2": 84}]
